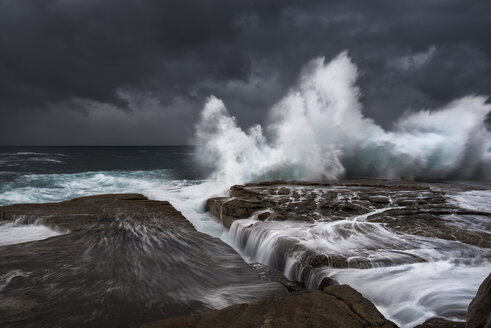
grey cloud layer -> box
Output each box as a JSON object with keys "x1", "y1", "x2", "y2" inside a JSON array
[{"x1": 1, "y1": 0, "x2": 490, "y2": 144}]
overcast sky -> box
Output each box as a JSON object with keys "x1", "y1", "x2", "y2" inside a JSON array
[{"x1": 1, "y1": 0, "x2": 490, "y2": 145}]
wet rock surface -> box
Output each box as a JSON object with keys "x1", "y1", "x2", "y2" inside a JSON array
[
  {"x1": 0, "y1": 194, "x2": 287, "y2": 328},
  {"x1": 414, "y1": 318, "x2": 465, "y2": 328},
  {"x1": 207, "y1": 180, "x2": 491, "y2": 271},
  {"x1": 141, "y1": 284, "x2": 398, "y2": 328},
  {"x1": 210, "y1": 180, "x2": 491, "y2": 246},
  {"x1": 467, "y1": 273, "x2": 491, "y2": 328},
  {"x1": 207, "y1": 180, "x2": 491, "y2": 326},
  {"x1": 249, "y1": 262, "x2": 306, "y2": 293}
]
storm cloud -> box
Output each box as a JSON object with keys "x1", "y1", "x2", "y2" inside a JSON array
[{"x1": 1, "y1": 0, "x2": 490, "y2": 145}]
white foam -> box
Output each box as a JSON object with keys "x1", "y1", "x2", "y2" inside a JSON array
[
  {"x1": 324, "y1": 261, "x2": 491, "y2": 327},
  {"x1": 195, "y1": 52, "x2": 491, "y2": 184},
  {"x1": 449, "y1": 190, "x2": 491, "y2": 213},
  {"x1": 0, "y1": 222, "x2": 62, "y2": 246},
  {"x1": 0, "y1": 170, "x2": 226, "y2": 237},
  {"x1": 222, "y1": 191, "x2": 491, "y2": 328}
]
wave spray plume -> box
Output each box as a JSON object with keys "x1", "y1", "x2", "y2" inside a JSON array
[{"x1": 195, "y1": 51, "x2": 491, "y2": 184}]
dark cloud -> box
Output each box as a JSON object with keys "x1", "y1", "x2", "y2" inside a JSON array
[{"x1": 1, "y1": 0, "x2": 490, "y2": 144}]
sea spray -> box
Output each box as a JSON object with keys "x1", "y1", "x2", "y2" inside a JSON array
[
  {"x1": 193, "y1": 51, "x2": 491, "y2": 324},
  {"x1": 195, "y1": 51, "x2": 491, "y2": 183}
]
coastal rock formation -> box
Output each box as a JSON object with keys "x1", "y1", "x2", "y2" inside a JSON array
[
  {"x1": 249, "y1": 262, "x2": 306, "y2": 292},
  {"x1": 414, "y1": 318, "x2": 464, "y2": 328},
  {"x1": 0, "y1": 194, "x2": 287, "y2": 328},
  {"x1": 208, "y1": 180, "x2": 490, "y2": 248},
  {"x1": 141, "y1": 284, "x2": 398, "y2": 328},
  {"x1": 207, "y1": 180, "x2": 491, "y2": 271},
  {"x1": 467, "y1": 273, "x2": 491, "y2": 328},
  {"x1": 207, "y1": 180, "x2": 491, "y2": 326}
]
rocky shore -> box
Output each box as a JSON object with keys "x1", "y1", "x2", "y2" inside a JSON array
[
  {"x1": 207, "y1": 180, "x2": 490, "y2": 272},
  {"x1": 142, "y1": 274, "x2": 491, "y2": 328},
  {"x1": 206, "y1": 180, "x2": 491, "y2": 326},
  {"x1": 0, "y1": 185, "x2": 489, "y2": 327},
  {"x1": 208, "y1": 180, "x2": 491, "y2": 250},
  {"x1": 467, "y1": 272, "x2": 491, "y2": 328},
  {"x1": 142, "y1": 284, "x2": 398, "y2": 328},
  {"x1": 0, "y1": 194, "x2": 286, "y2": 327}
]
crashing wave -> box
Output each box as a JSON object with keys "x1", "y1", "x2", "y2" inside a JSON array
[{"x1": 195, "y1": 51, "x2": 491, "y2": 184}]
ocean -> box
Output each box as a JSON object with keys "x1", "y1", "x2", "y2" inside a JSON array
[
  {"x1": 0, "y1": 146, "x2": 225, "y2": 234},
  {"x1": 1, "y1": 146, "x2": 490, "y2": 327}
]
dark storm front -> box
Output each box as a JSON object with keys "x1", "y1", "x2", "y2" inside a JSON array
[{"x1": 1, "y1": 1, "x2": 490, "y2": 327}]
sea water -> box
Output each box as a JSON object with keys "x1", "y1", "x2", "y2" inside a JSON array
[
  {"x1": 2, "y1": 53, "x2": 491, "y2": 327},
  {"x1": 0, "y1": 146, "x2": 489, "y2": 327}
]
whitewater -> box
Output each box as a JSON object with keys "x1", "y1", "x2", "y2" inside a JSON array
[
  {"x1": 196, "y1": 51, "x2": 491, "y2": 184},
  {"x1": 1, "y1": 52, "x2": 490, "y2": 327}
]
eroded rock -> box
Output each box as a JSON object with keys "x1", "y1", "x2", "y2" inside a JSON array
[
  {"x1": 0, "y1": 194, "x2": 287, "y2": 328},
  {"x1": 414, "y1": 318, "x2": 464, "y2": 328},
  {"x1": 141, "y1": 285, "x2": 398, "y2": 328},
  {"x1": 467, "y1": 273, "x2": 491, "y2": 328},
  {"x1": 207, "y1": 180, "x2": 491, "y2": 265}
]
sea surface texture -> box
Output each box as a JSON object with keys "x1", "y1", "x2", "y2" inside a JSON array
[{"x1": 0, "y1": 146, "x2": 490, "y2": 327}]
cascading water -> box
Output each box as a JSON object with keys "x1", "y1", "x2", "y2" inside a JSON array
[{"x1": 220, "y1": 185, "x2": 491, "y2": 327}]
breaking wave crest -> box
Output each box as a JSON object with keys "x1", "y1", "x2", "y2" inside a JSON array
[{"x1": 196, "y1": 51, "x2": 491, "y2": 184}]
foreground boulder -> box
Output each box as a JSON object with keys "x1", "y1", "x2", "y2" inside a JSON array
[
  {"x1": 0, "y1": 194, "x2": 287, "y2": 328},
  {"x1": 467, "y1": 273, "x2": 491, "y2": 328},
  {"x1": 141, "y1": 284, "x2": 398, "y2": 328}
]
